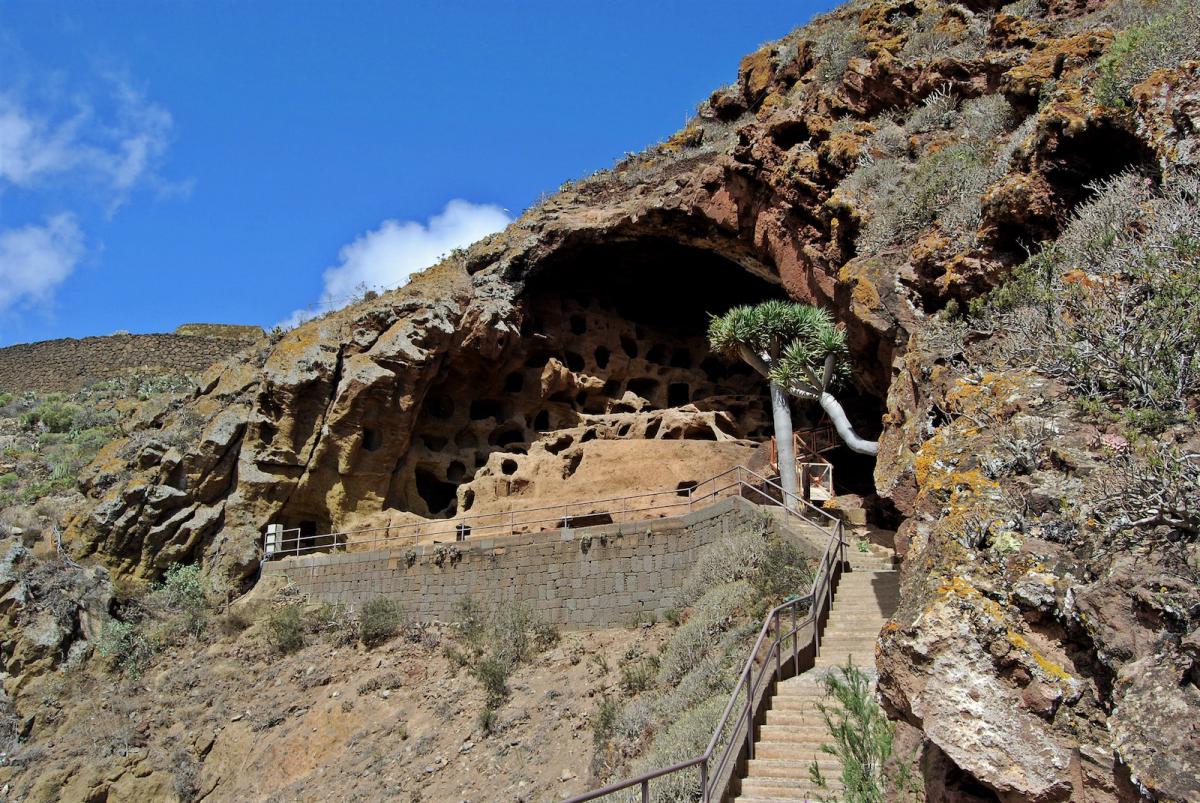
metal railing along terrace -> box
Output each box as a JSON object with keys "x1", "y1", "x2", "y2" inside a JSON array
[{"x1": 262, "y1": 463, "x2": 837, "y2": 560}]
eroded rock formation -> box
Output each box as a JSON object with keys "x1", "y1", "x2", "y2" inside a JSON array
[{"x1": 62, "y1": 0, "x2": 1200, "y2": 799}]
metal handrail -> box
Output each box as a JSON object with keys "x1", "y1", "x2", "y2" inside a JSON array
[
  {"x1": 564, "y1": 482, "x2": 848, "y2": 803},
  {"x1": 264, "y1": 462, "x2": 837, "y2": 560}
]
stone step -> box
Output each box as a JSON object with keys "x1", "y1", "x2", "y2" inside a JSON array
[
  {"x1": 747, "y1": 759, "x2": 840, "y2": 778},
  {"x1": 756, "y1": 742, "x2": 835, "y2": 761},
  {"x1": 764, "y1": 711, "x2": 833, "y2": 727},
  {"x1": 760, "y1": 724, "x2": 832, "y2": 741}
]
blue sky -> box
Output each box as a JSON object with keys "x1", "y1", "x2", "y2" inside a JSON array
[{"x1": 0, "y1": 0, "x2": 835, "y2": 346}]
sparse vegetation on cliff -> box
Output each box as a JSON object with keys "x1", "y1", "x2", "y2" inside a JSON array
[{"x1": 591, "y1": 519, "x2": 813, "y2": 801}]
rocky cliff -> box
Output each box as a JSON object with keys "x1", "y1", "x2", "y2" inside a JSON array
[{"x1": 61, "y1": 0, "x2": 1200, "y2": 799}]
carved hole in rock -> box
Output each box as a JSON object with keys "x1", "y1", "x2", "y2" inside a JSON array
[
  {"x1": 501, "y1": 458, "x2": 519, "y2": 476},
  {"x1": 581, "y1": 428, "x2": 597, "y2": 443},
  {"x1": 564, "y1": 351, "x2": 586, "y2": 372},
  {"x1": 699, "y1": 356, "x2": 724, "y2": 383},
  {"x1": 601, "y1": 379, "x2": 621, "y2": 397},
  {"x1": 455, "y1": 430, "x2": 478, "y2": 449},
  {"x1": 428, "y1": 395, "x2": 454, "y2": 419},
  {"x1": 525, "y1": 351, "x2": 552, "y2": 368},
  {"x1": 676, "y1": 480, "x2": 698, "y2": 497},
  {"x1": 361, "y1": 427, "x2": 382, "y2": 452},
  {"x1": 627, "y1": 377, "x2": 659, "y2": 402},
  {"x1": 491, "y1": 426, "x2": 526, "y2": 448},
  {"x1": 532, "y1": 409, "x2": 551, "y2": 431},
  {"x1": 504, "y1": 371, "x2": 524, "y2": 393},
  {"x1": 670, "y1": 348, "x2": 692, "y2": 369},
  {"x1": 644, "y1": 418, "x2": 661, "y2": 439},
  {"x1": 564, "y1": 451, "x2": 584, "y2": 478},
  {"x1": 646, "y1": 344, "x2": 668, "y2": 365},
  {"x1": 545, "y1": 434, "x2": 574, "y2": 455},
  {"x1": 475, "y1": 452, "x2": 488, "y2": 468},
  {"x1": 668, "y1": 383, "x2": 691, "y2": 408},
  {"x1": 620, "y1": 335, "x2": 638, "y2": 358},
  {"x1": 470, "y1": 399, "x2": 505, "y2": 421},
  {"x1": 582, "y1": 395, "x2": 608, "y2": 415},
  {"x1": 260, "y1": 421, "x2": 278, "y2": 446},
  {"x1": 446, "y1": 461, "x2": 467, "y2": 483},
  {"x1": 570, "y1": 314, "x2": 587, "y2": 335},
  {"x1": 595, "y1": 345, "x2": 611, "y2": 369},
  {"x1": 422, "y1": 434, "x2": 448, "y2": 451},
  {"x1": 415, "y1": 468, "x2": 457, "y2": 516},
  {"x1": 617, "y1": 423, "x2": 632, "y2": 437},
  {"x1": 461, "y1": 488, "x2": 475, "y2": 512}
]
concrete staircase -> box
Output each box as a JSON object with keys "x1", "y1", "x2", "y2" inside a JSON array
[{"x1": 735, "y1": 566, "x2": 900, "y2": 802}]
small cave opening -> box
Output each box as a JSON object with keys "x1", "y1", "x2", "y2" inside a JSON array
[
  {"x1": 564, "y1": 351, "x2": 586, "y2": 372},
  {"x1": 770, "y1": 119, "x2": 810, "y2": 150},
  {"x1": 490, "y1": 426, "x2": 527, "y2": 448},
  {"x1": 533, "y1": 409, "x2": 551, "y2": 431},
  {"x1": 670, "y1": 348, "x2": 693, "y2": 369},
  {"x1": 504, "y1": 371, "x2": 525, "y2": 393},
  {"x1": 595, "y1": 345, "x2": 611, "y2": 369},
  {"x1": 428, "y1": 395, "x2": 455, "y2": 419},
  {"x1": 361, "y1": 427, "x2": 382, "y2": 452},
  {"x1": 570, "y1": 314, "x2": 588, "y2": 335},
  {"x1": 646, "y1": 344, "x2": 669, "y2": 365},
  {"x1": 415, "y1": 468, "x2": 458, "y2": 517},
  {"x1": 501, "y1": 458, "x2": 519, "y2": 476},
  {"x1": 446, "y1": 460, "x2": 467, "y2": 483},
  {"x1": 668, "y1": 382, "x2": 691, "y2": 408},
  {"x1": 628, "y1": 377, "x2": 660, "y2": 402},
  {"x1": 676, "y1": 480, "x2": 699, "y2": 497},
  {"x1": 470, "y1": 399, "x2": 505, "y2": 421},
  {"x1": 422, "y1": 434, "x2": 448, "y2": 451},
  {"x1": 620, "y1": 336, "x2": 638, "y2": 358}
]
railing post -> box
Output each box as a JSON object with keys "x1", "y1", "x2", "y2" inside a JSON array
[
  {"x1": 641, "y1": 779, "x2": 649, "y2": 803},
  {"x1": 774, "y1": 609, "x2": 781, "y2": 680},
  {"x1": 744, "y1": 671, "x2": 754, "y2": 760},
  {"x1": 792, "y1": 601, "x2": 798, "y2": 669},
  {"x1": 701, "y1": 758, "x2": 710, "y2": 803}
]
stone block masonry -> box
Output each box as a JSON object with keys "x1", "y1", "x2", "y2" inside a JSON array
[
  {"x1": 0, "y1": 327, "x2": 263, "y2": 394},
  {"x1": 263, "y1": 497, "x2": 815, "y2": 628}
]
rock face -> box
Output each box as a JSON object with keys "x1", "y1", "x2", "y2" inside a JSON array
[{"x1": 63, "y1": 0, "x2": 1200, "y2": 799}]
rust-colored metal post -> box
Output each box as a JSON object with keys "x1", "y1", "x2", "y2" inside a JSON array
[
  {"x1": 744, "y1": 672, "x2": 754, "y2": 760},
  {"x1": 640, "y1": 779, "x2": 649, "y2": 803},
  {"x1": 701, "y1": 760, "x2": 710, "y2": 803}
]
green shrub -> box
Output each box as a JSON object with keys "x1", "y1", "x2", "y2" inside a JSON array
[
  {"x1": 813, "y1": 16, "x2": 867, "y2": 85},
  {"x1": 1093, "y1": 0, "x2": 1200, "y2": 108},
  {"x1": 618, "y1": 647, "x2": 660, "y2": 695},
  {"x1": 266, "y1": 605, "x2": 305, "y2": 655},
  {"x1": 20, "y1": 399, "x2": 82, "y2": 433},
  {"x1": 809, "y1": 661, "x2": 895, "y2": 802},
  {"x1": 592, "y1": 694, "x2": 622, "y2": 746},
  {"x1": 157, "y1": 564, "x2": 209, "y2": 638},
  {"x1": 97, "y1": 619, "x2": 156, "y2": 677},
  {"x1": 358, "y1": 598, "x2": 403, "y2": 648},
  {"x1": 979, "y1": 173, "x2": 1200, "y2": 413},
  {"x1": 0, "y1": 474, "x2": 17, "y2": 489},
  {"x1": 470, "y1": 656, "x2": 511, "y2": 709}
]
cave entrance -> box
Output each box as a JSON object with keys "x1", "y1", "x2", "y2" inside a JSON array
[{"x1": 383, "y1": 236, "x2": 790, "y2": 518}]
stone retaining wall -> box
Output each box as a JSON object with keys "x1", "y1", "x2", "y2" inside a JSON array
[
  {"x1": 0, "y1": 330, "x2": 262, "y2": 394},
  {"x1": 263, "y1": 497, "x2": 819, "y2": 628}
]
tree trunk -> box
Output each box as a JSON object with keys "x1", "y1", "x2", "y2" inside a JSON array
[
  {"x1": 819, "y1": 392, "x2": 878, "y2": 456},
  {"x1": 771, "y1": 381, "x2": 800, "y2": 505}
]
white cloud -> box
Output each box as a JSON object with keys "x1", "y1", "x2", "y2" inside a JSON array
[
  {"x1": 280, "y1": 200, "x2": 511, "y2": 329},
  {"x1": 0, "y1": 74, "x2": 177, "y2": 210},
  {"x1": 0, "y1": 214, "x2": 85, "y2": 313}
]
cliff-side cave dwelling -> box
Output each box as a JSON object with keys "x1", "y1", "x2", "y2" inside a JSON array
[{"x1": 274, "y1": 235, "x2": 887, "y2": 538}]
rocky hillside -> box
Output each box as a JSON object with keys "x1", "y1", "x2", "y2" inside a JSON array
[{"x1": 8, "y1": 0, "x2": 1200, "y2": 799}]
